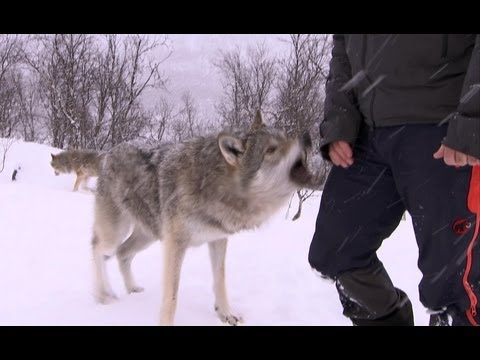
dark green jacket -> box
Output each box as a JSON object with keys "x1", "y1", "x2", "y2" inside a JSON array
[{"x1": 320, "y1": 34, "x2": 479, "y2": 159}]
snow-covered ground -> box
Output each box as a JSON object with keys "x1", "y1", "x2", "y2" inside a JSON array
[{"x1": 0, "y1": 139, "x2": 429, "y2": 325}]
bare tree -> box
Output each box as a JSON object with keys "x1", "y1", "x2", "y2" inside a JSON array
[
  {"x1": 26, "y1": 34, "x2": 170, "y2": 150},
  {"x1": 214, "y1": 43, "x2": 277, "y2": 128},
  {"x1": 168, "y1": 91, "x2": 202, "y2": 141},
  {"x1": 274, "y1": 34, "x2": 330, "y2": 136},
  {"x1": 145, "y1": 96, "x2": 174, "y2": 143},
  {"x1": 0, "y1": 72, "x2": 18, "y2": 138},
  {"x1": 13, "y1": 73, "x2": 43, "y2": 142},
  {"x1": 274, "y1": 34, "x2": 332, "y2": 220},
  {"x1": 180, "y1": 91, "x2": 198, "y2": 138},
  {"x1": 168, "y1": 90, "x2": 218, "y2": 142},
  {"x1": 26, "y1": 34, "x2": 97, "y2": 149},
  {"x1": 95, "y1": 34, "x2": 169, "y2": 149},
  {"x1": 0, "y1": 137, "x2": 14, "y2": 174},
  {"x1": 0, "y1": 35, "x2": 26, "y2": 138}
]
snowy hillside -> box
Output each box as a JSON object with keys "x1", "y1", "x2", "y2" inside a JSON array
[{"x1": 0, "y1": 139, "x2": 429, "y2": 325}]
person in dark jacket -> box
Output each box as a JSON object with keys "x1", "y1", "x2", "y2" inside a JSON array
[{"x1": 309, "y1": 34, "x2": 479, "y2": 326}]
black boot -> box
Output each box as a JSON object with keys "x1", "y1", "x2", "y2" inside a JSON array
[
  {"x1": 335, "y1": 262, "x2": 415, "y2": 326},
  {"x1": 429, "y1": 306, "x2": 479, "y2": 326},
  {"x1": 351, "y1": 292, "x2": 414, "y2": 326},
  {"x1": 429, "y1": 311, "x2": 450, "y2": 326}
]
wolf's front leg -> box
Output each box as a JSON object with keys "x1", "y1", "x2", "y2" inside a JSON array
[
  {"x1": 209, "y1": 239, "x2": 243, "y2": 326},
  {"x1": 73, "y1": 173, "x2": 85, "y2": 192},
  {"x1": 159, "y1": 238, "x2": 187, "y2": 326}
]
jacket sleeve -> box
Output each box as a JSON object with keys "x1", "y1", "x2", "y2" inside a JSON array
[
  {"x1": 443, "y1": 34, "x2": 480, "y2": 159},
  {"x1": 319, "y1": 34, "x2": 364, "y2": 161}
]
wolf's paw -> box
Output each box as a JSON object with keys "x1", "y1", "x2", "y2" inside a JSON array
[
  {"x1": 215, "y1": 306, "x2": 244, "y2": 326},
  {"x1": 127, "y1": 286, "x2": 145, "y2": 294},
  {"x1": 95, "y1": 291, "x2": 118, "y2": 305}
]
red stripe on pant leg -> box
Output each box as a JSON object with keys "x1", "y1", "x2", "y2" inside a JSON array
[{"x1": 463, "y1": 166, "x2": 480, "y2": 326}]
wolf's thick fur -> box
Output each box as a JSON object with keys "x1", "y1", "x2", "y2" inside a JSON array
[
  {"x1": 50, "y1": 149, "x2": 104, "y2": 192},
  {"x1": 91, "y1": 112, "x2": 319, "y2": 325}
]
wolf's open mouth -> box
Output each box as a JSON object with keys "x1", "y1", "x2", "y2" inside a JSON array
[
  {"x1": 290, "y1": 158, "x2": 308, "y2": 183},
  {"x1": 293, "y1": 158, "x2": 304, "y2": 171}
]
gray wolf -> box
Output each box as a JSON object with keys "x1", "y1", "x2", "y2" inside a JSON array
[
  {"x1": 309, "y1": 34, "x2": 479, "y2": 326},
  {"x1": 50, "y1": 149, "x2": 104, "y2": 192},
  {"x1": 91, "y1": 111, "x2": 321, "y2": 326}
]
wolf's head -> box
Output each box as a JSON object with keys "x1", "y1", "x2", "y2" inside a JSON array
[
  {"x1": 50, "y1": 153, "x2": 68, "y2": 175},
  {"x1": 217, "y1": 111, "x2": 317, "y2": 200}
]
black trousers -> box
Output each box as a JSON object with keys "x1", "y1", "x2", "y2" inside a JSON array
[{"x1": 309, "y1": 123, "x2": 480, "y2": 326}]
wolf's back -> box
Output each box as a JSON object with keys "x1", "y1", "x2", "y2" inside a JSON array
[{"x1": 96, "y1": 141, "x2": 175, "y2": 236}]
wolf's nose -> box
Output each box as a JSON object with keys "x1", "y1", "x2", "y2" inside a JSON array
[{"x1": 301, "y1": 131, "x2": 312, "y2": 149}]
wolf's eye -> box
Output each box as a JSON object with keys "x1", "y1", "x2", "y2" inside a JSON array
[{"x1": 266, "y1": 146, "x2": 277, "y2": 154}]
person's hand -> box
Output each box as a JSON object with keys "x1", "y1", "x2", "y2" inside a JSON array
[
  {"x1": 433, "y1": 144, "x2": 480, "y2": 167},
  {"x1": 329, "y1": 141, "x2": 354, "y2": 168}
]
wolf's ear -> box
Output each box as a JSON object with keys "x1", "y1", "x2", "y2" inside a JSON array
[
  {"x1": 218, "y1": 134, "x2": 244, "y2": 167},
  {"x1": 51, "y1": 153, "x2": 55, "y2": 160},
  {"x1": 251, "y1": 110, "x2": 265, "y2": 131}
]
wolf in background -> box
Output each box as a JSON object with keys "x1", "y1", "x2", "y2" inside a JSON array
[
  {"x1": 91, "y1": 111, "x2": 321, "y2": 325},
  {"x1": 50, "y1": 149, "x2": 104, "y2": 192}
]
